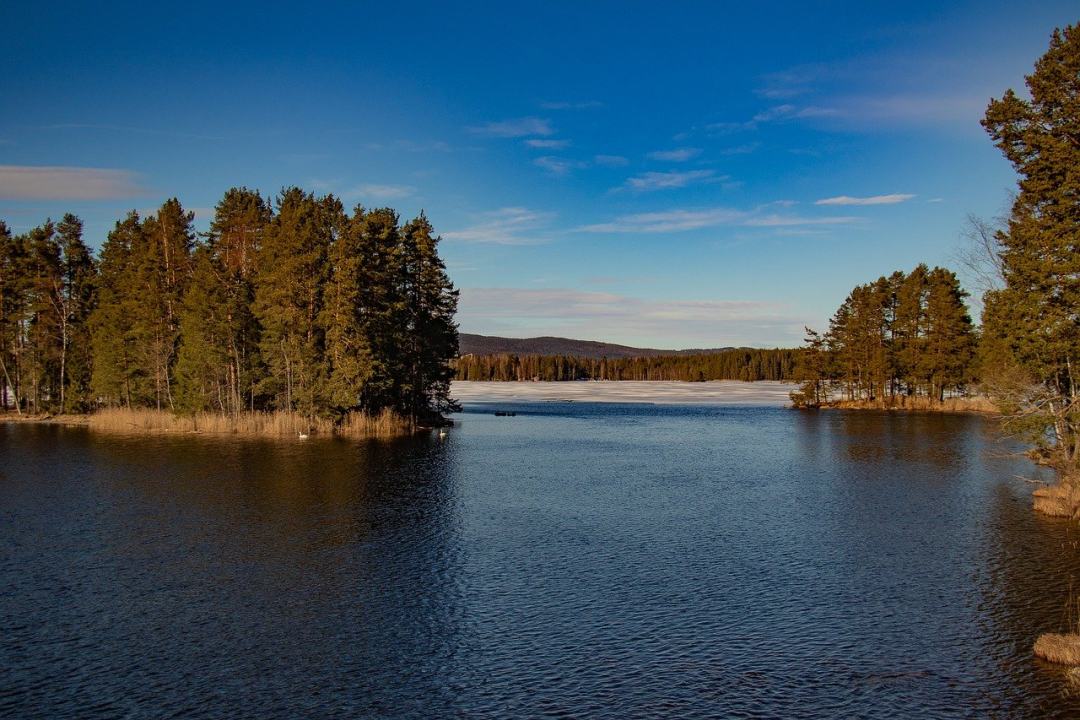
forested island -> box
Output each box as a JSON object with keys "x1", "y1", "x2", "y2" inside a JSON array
[{"x1": 0, "y1": 188, "x2": 459, "y2": 436}]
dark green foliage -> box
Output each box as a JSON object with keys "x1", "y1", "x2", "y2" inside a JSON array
[
  {"x1": 400, "y1": 213, "x2": 459, "y2": 420},
  {"x1": 252, "y1": 188, "x2": 333, "y2": 415},
  {"x1": 791, "y1": 266, "x2": 976, "y2": 407},
  {"x1": 90, "y1": 213, "x2": 142, "y2": 406},
  {"x1": 456, "y1": 347, "x2": 799, "y2": 382},
  {"x1": 176, "y1": 188, "x2": 269, "y2": 413},
  {"x1": 0, "y1": 187, "x2": 458, "y2": 424},
  {"x1": 0, "y1": 215, "x2": 98, "y2": 413},
  {"x1": 980, "y1": 24, "x2": 1080, "y2": 464}
]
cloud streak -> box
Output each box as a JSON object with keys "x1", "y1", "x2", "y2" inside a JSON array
[
  {"x1": 621, "y1": 169, "x2": 716, "y2": 192},
  {"x1": 0, "y1": 165, "x2": 145, "y2": 200},
  {"x1": 539, "y1": 100, "x2": 603, "y2": 110},
  {"x1": 534, "y1": 156, "x2": 588, "y2": 176},
  {"x1": 578, "y1": 206, "x2": 858, "y2": 233},
  {"x1": 525, "y1": 138, "x2": 571, "y2": 149},
  {"x1": 469, "y1": 117, "x2": 554, "y2": 137},
  {"x1": 594, "y1": 154, "x2": 629, "y2": 167},
  {"x1": 348, "y1": 183, "x2": 415, "y2": 200},
  {"x1": 647, "y1": 147, "x2": 701, "y2": 162},
  {"x1": 815, "y1": 193, "x2": 914, "y2": 206},
  {"x1": 579, "y1": 208, "x2": 745, "y2": 233},
  {"x1": 442, "y1": 207, "x2": 553, "y2": 245}
]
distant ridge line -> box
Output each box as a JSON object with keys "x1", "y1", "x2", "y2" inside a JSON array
[{"x1": 458, "y1": 333, "x2": 739, "y2": 359}]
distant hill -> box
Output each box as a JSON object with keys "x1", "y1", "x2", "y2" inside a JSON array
[{"x1": 458, "y1": 333, "x2": 735, "y2": 359}]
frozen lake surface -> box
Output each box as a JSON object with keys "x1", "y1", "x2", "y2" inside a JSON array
[{"x1": 451, "y1": 380, "x2": 801, "y2": 406}]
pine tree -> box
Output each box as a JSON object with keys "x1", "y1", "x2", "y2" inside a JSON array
[
  {"x1": 253, "y1": 188, "x2": 331, "y2": 417},
  {"x1": 0, "y1": 222, "x2": 24, "y2": 411},
  {"x1": 893, "y1": 265, "x2": 928, "y2": 395},
  {"x1": 24, "y1": 221, "x2": 62, "y2": 412},
  {"x1": 90, "y1": 213, "x2": 144, "y2": 406},
  {"x1": 921, "y1": 268, "x2": 975, "y2": 401},
  {"x1": 400, "y1": 212, "x2": 460, "y2": 421},
  {"x1": 354, "y1": 207, "x2": 407, "y2": 413},
  {"x1": 175, "y1": 246, "x2": 234, "y2": 412},
  {"x1": 133, "y1": 199, "x2": 194, "y2": 410},
  {"x1": 176, "y1": 188, "x2": 268, "y2": 413},
  {"x1": 982, "y1": 24, "x2": 1080, "y2": 463},
  {"x1": 320, "y1": 204, "x2": 374, "y2": 413},
  {"x1": 56, "y1": 214, "x2": 96, "y2": 411}
]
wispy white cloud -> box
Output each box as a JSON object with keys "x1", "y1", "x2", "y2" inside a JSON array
[
  {"x1": 525, "y1": 138, "x2": 571, "y2": 149},
  {"x1": 594, "y1": 154, "x2": 629, "y2": 167},
  {"x1": 0, "y1": 165, "x2": 145, "y2": 200},
  {"x1": 579, "y1": 208, "x2": 744, "y2": 233},
  {"x1": 815, "y1": 193, "x2": 914, "y2": 206},
  {"x1": 539, "y1": 100, "x2": 603, "y2": 110},
  {"x1": 620, "y1": 169, "x2": 716, "y2": 192},
  {"x1": 348, "y1": 183, "x2": 415, "y2": 200},
  {"x1": 468, "y1": 117, "x2": 554, "y2": 137},
  {"x1": 752, "y1": 104, "x2": 840, "y2": 123},
  {"x1": 578, "y1": 206, "x2": 858, "y2": 233},
  {"x1": 442, "y1": 207, "x2": 554, "y2": 245},
  {"x1": 364, "y1": 139, "x2": 455, "y2": 153},
  {"x1": 647, "y1": 147, "x2": 702, "y2": 162},
  {"x1": 458, "y1": 287, "x2": 809, "y2": 347},
  {"x1": 744, "y1": 214, "x2": 858, "y2": 226},
  {"x1": 827, "y1": 94, "x2": 985, "y2": 126},
  {"x1": 533, "y1": 156, "x2": 588, "y2": 176},
  {"x1": 718, "y1": 142, "x2": 760, "y2": 155}
]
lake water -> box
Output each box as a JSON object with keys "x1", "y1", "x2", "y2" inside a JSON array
[{"x1": 4, "y1": 382, "x2": 1080, "y2": 718}]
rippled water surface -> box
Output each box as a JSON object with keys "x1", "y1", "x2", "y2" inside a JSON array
[{"x1": 5, "y1": 392, "x2": 1080, "y2": 718}]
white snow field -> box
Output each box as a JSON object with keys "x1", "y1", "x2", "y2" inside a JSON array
[{"x1": 450, "y1": 380, "x2": 800, "y2": 406}]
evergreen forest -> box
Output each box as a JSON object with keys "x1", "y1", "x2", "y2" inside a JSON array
[{"x1": 0, "y1": 188, "x2": 459, "y2": 427}]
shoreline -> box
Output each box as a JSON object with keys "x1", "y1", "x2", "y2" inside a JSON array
[
  {"x1": 814, "y1": 397, "x2": 999, "y2": 415},
  {"x1": 1, "y1": 408, "x2": 420, "y2": 440}
]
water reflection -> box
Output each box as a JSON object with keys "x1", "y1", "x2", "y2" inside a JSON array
[{"x1": 4, "y1": 408, "x2": 1080, "y2": 718}]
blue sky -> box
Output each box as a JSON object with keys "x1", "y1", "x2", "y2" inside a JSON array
[{"x1": 1, "y1": 1, "x2": 1075, "y2": 348}]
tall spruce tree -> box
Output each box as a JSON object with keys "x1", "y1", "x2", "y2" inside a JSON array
[
  {"x1": 355, "y1": 207, "x2": 407, "y2": 413},
  {"x1": 253, "y1": 188, "x2": 331, "y2": 417},
  {"x1": 176, "y1": 188, "x2": 268, "y2": 413},
  {"x1": 134, "y1": 199, "x2": 194, "y2": 410},
  {"x1": 90, "y1": 213, "x2": 145, "y2": 406},
  {"x1": 24, "y1": 221, "x2": 63, "y2": 412},
  {"x1": 981, "y1": 24, "x2": 1080, "y2": 463},
  {"x1": 320, "y1": 204, "x2": 374, "y2": 413},
  {"x1": 400, "y1": 212, "x2": 460, "y2": 421},
  {"x1": 0, "y1": 222, "x2": 23, "y2": 411},
  {"x1": 56, "y1": 214, "x2": 96, "y2": 411}
]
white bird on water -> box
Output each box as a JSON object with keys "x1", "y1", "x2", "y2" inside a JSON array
[{"x1": 298, "y1": 431, "x2": 309, "y2": 440}]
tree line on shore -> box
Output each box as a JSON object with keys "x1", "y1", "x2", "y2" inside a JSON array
[
  {"x1": 0, "y1": 187, "x2": 459, "y2": 427},
  {"x1": 790, "y1": 265, "x2": 977, "y2": 407},
  {"x1": 455, "y1": 348, "x2": 799, "y2": 382},
  {"x1": 794, "y1": 25, "x2": 1080, "y2": 475}
]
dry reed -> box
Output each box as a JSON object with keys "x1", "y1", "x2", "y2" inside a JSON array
[
  {"x1": 87, "y1": 407, "x2": 415, "y2": 439},
  {"x1": 827, "y1": 395, "x2": 998, "y2": 414},
  {"x1": 338, "y1": 408, "x2": 413, "y2": 438},
  {"x1": 1033, "y1": 483, "x2": 1080, "y2": 518},
  {"x1": 1035, "y1": 633, "x2": 1080, "y2": 665}
]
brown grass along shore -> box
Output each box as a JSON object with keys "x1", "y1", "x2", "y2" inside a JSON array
[
  {"x1": 2, "y1": 407, "x2": 415, "y2": 439},
  {"x1": 820, "y1": 396, "x2": 998, "y2": 414}
]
